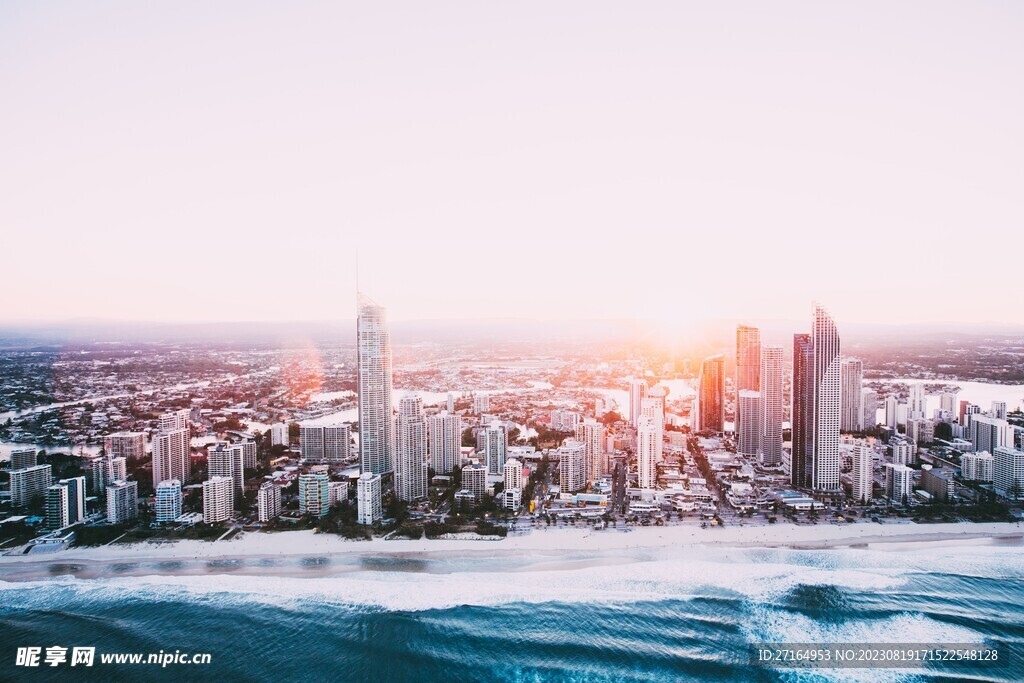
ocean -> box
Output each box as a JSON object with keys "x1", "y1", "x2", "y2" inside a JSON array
[{"x1": 1, "y1": 542, "x2": 1022, "y2": 682}]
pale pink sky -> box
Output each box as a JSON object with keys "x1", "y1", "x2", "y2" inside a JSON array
[{"x1": 2, "y1": 2, "x2": 1022, "y2": 326}]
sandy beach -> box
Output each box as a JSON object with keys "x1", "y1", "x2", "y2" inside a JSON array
[{"x1": 1, "y1": 521, "x2": 1020, "y2": 575}]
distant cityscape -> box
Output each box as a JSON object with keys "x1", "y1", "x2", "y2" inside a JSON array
[{"x1": 1, "y1": 295, "x2": 1023, "y2": 555}]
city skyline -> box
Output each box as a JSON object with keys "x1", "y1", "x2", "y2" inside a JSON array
[{"x1": 3, "y1": 2, "x2": 1024, "y2": 327}]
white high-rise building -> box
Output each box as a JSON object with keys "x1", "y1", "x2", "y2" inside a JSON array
[
  {"x1": 105, "y1": 432, "x2": 146, "y2": 462},
  {"x1": 759, "y1": 346, "x2": 784, "y2": 467},
  {"x1": 840, "y1": 358, "x2": 864, "y2": 432},
  {"x1": 811, "y1": 305, "x2": 842, "y2": 493},
  {"x1": 61, "y1": 476, "x2": 86, "y2": 525},
  {"x1": 504, "y1": 458, "x2": 524, "y2": 491},
  {"x1": 472, "y1": 394, "x2": 490, "y2": 415},
  {"x1": 460, "y1": 462, "x2": 488, "y2": 502},
  {"x1": 9, "y1": 448, "x2": 37, "y2": 470},
  {"x1": 270, "y1": 422, "x2": 290, "y2": 447},
  {"x1": 106, "y1": 480, "x2": 139, "y2": 524},
  {"x1": 550, "y1": 409, "x2": 582, "y2": 432},
  {"x1": 395, "y1": 396, "x2": 428, "y2": 501},
  {"x1": 970, "y1": 415, "x2": 1010, "y2": 454},
  {"x1": 961, "y1": 451, "x2": 994, "y2": 482},
  {"x1": 578, "y1": 418, "x2": 605, "y2": 483},
  {"x1": 640, "y1": 394, "x2": 665, "y2": 429},
  {"x1": 47, "y1": 477, "x2": 88, "y2": 529},
  {"x1": 636, "y1": 415, "x2": 659, "y2": 490},
  {"x1": 109, "y1": 456, "x2": 127, "y2": 482},
  {"x1": 45, "y1": 483, "x2": 70, "y2": 529},
  {"x1": 884, "y1": 464, "x2": 913, "y2": 503},
  {"x1": 993, "y1": 446, "x2": 1024, "y2": 499},
  {"x1": 862, "y1": 389, "x2": 878, "y2": 430},
  {"x1": 356, "y1": 471, "x2": 382, "y2": 525},
  {"x1": 207, "y1": 442, "x2": 245, "y2": 493},
  {"x1": 160, "y1": 409, "x2": 189, "y2": 432},
  {"x1": 152, "y1": 412, "x2": 190, "y2": 489},
  {"x1": 202, "y1": 476, "x2": 234, "y2": 523},
  {"x1": 357, "y1": 294, "x2": 394, "y2": 475},
  {"x1": 884, "y1": 396, "x2": 899, "y2": 430},
  {"x1": 629, "y1": 378, "x2": 648, "y2": 427},
  {"x1": 300, "y1": 424, "x2": 351, "y2": 462},
  {"x1": 851, "y1": 444, "x2": 873, "y2": 503},
  {"x1": 298, "y1": 473, "x2": 330, "y2": 517},
  {"x1": 939, "y1": 391, "x2": 960, "y2": 420},
  {"x1": 46, "y1": 477, "x2": 85, "y2": 529},
  {"x1": 155, "y1": 479, "x2": 183, "y2": 523},
  {"x1": 257, "y1": 482, "x2": 281, "y2": 522},
  {"x1": 323, "y1": 424, "x2": 352, "y2": 463},
  {"x1": 447, "y1": 392, "x2": 455, "y2": 413},
  {"x1": 891, "y1": 436, "x2": 915, "y2": 466},
  {"x1": 299, "y1": 423, "x2": 325, "y2": 461},
  {"x1": 737, "y1": 390, "x2": 761, "y2": 457},
  {"x1": 234, "y1": 440, "x2": 257, "y2": 469},
  {"x1": 557, "y1": 440, "x2": 587, "y2": 493},
  {"x1": 908, "y1": 384, "x2": 927, "y2": 421},
  {"x1": 991, "y1": 401, "x2": 1008, "y2": 420},
  {"x1": 427, "y1": 411, "x2": 462, "y2": 475},
  {"x1": 328, "y1": 481, "x2": 349, "y2": 507},
  {"x1": 10, "y1": 464, "x2": 52, "y2": 507},
  {"x1": 481, "y1": 421, "x2": 507, "y2": 475}
]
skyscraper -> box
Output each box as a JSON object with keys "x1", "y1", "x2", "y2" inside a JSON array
[
  {"x1": 862, "y1": 389, "x2": 878, "y2": 430},
  {"x1": 152, "y1": 409, "x2": 190, "y2": 489},
  {"x1": 884, "y1": 395, "x2": 899, "y2": 430},
  {"x1": 298, "y1": 472, "x2": 330, "y2": 517},
  {"x1": 46, "y1": 477, "x2": 85, "y2": 529},
  {"x1": 939, "y1": 391, "x2": 959, "y2": 419},
  {"x1": 257, "y1": 482, "x2": 282, "y2": 522},
  {"x1": 840, "y1": 358, "x2": 864, "y2": 432},
  {"x1": 791, "y1": 333, "x2": 814, "y2": 489},
  {"x1": 578, "y1": 417, "x2": 605, "y2": 483},
  {"x1": 737, "y1": 390, "x2": 761, "y2": 457},
  {"x1": 106, "y1": 480, "x2": 139, "y2": 524},
  {"x1": 207, "y1": 442, "x2": 245, "y2": 494},
  {"x1": 357, "y1": 471, "x2": 382, "y2": 525},
  {"x1": 427, "y1": 411, "x2": 462, "y2": 475},
  {"x1": 735, "y1": 325, "x2": 761, "y2": 443},
  {"x1": 735, "y1": 325, "x2": 761, "y2": 394},
  {"x1": 908, "y1": 384, "x2": 927, "y2": 421},
  {"x1": 301, "y1": 424, "x2": 352, "y2": 463},
  {"x1": 357, "y1": 293, "x2": 394, "y2": 475},
  {"x1": 810, "y1": 305, "x2": 842, "y2": 493},
  {"x1": 395, "y1": 396, "x2": 428, "y2": 501},
  {"x1": 202, "y1": 476, "x2": 233, "y2": 523},
  {"x1": 45, "y1": 483, "x2": 70, "y2": 530},
  {"x1": 270, "y1": 422, "x2": 290, "y2": 447},
  {"x1": 851, "y1": 444, "x2": 873, "y2": 503},
  {"x1": 9, "y1": 448, "x2": 37, "y2": 470},
  {"x1": 759, "y1": 345, "x2": 784, "y2": 467},
  {"x1": 481, "y1": 421, "x2": 507, "y2": 475},
  {"x1": 155, "y1": 479, "x2": 183, "y2": 523},
  {"x1": 10, "y1": 464, "x2": 52, "y2": 508},
  {"x1": 557, "y1": 440, "x2": 587, "y2": 493},
  {"x1": 993, "y1": 446, "x2": 1024, "y2": 499},
  {"x1": 629, "y1": 378, "x2": 648, "y2": 427},
  {"x1": 636, "y1": 415, "x2": 659, "y2": 489},
  {"x1": 971, "y1": 415, "x2": 1010, "y2": 454},
  {"x1": 105, "y1": 432, "x2": 146, "y2": 462},
  {"x1": 697, "y1": 355, "x2": 724, "y2": 433}
]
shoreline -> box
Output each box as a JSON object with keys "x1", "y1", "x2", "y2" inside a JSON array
[{"x1": 0, "y1": 522, "x2": 1020, "y2": 576}]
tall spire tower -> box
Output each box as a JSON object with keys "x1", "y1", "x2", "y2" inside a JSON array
[{"x1": 357, "y1": 292, "x2": 394, "y2": 475}]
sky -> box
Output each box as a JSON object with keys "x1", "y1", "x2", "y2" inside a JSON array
[{"x1": 2, "y1": 1, "x2": 1022, "y2": 329}]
